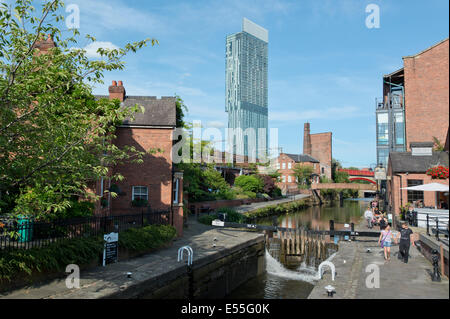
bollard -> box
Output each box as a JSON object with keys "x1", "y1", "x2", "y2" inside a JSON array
[
  {"x1": 329, "y1": 220, "x2": 335, "y2": 238},
  {"x1": 431, "y1": 249, "x2": 441, "y2": 282}
]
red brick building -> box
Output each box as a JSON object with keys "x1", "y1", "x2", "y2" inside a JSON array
[
  {"x1": 94, "y1": 81, "x2": 184, "y2": 236},
  {"x1": 276, "y1": 153, "x2": 320, "y2": 195},
  {"x1": 385, "y1": 38, "x2": 450, "y2": 216},
  {"x1": 387, "y1": 143, "x2": 449, "y2": 215},
  {"x1": 303, "y1": 123, "x2": 332, "y2": 180},
  {"x1": 403, "y1": 38, "x2": 449, "y2": 150}
]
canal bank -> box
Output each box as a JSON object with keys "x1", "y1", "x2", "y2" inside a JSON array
[{"x1": 0, "y1": 218, "x2": 265, "y2": 299}]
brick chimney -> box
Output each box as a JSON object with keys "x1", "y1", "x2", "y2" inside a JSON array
[
  {"x1": 108, "y1": 80, "x2": 126, "y2": 102},
  {"x1": 33, "y1": 34, "x2": 56, "y2": 55},
  {"x1": 303, "y1": 122, "x2": 312, "y2": 155}
]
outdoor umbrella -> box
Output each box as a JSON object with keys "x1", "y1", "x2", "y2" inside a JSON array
[
  {"x1": 401, "y1": 183, "x2": 449, "y2": 209},
  {"x1": 401, "y1": 183, "x2": 449, "y2": 192}
]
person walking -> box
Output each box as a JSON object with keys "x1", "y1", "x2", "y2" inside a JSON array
[
  {"x1": 378, "y1": 224, "x2": 394, "y2": 261},
  {"x1": 364, "y1": 206, "x2": 374, "y2": 229},
  {"x1": 379, "y1": 213, "x2": 388, "y2": 231},
  {"x1": 396, "y1": 222, "x2": 415, "y2": 263}
]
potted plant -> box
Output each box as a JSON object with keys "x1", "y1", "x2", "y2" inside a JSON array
[
  {"x1": 426, "y1": 165, "x2": 449, "y2": 179},
  {"x1": 131, "y1": 198, "x2": 148, "y2": 207}
]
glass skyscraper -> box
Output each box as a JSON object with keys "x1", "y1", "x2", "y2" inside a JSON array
[{"x1": 225, "y1": 18, "x2": 268, "y2": 159}]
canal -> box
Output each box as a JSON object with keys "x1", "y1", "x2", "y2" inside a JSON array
[{"x1": 226, "y1": 198, "x2": 370, "y2": 299}]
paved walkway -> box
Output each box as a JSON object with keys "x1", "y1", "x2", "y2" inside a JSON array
[
  {"x1": 308, "y1": 221, "x2": 449, "y2": 299},
  {"x1": 0, "y1": 218, "x2": 263, "y2": 299},
  {"x1": 234, "y1": 194, "x2": 310, "y2": 214}
]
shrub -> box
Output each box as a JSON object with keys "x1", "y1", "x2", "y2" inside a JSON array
[
  {"x1": 244, "y1": 200, "x2": 308, "y2": 220},
  {"x1": 0, "y1": 225, "x2": 176, "y2": 285},
  {"x1": 0, "y1": 236, "x2": 103, "y2": 283},
  {"x1": 118, "y1": 225, "x2": 176, "y2": 252},
  {"x1": 234, "y1": 175, "x2": 264, "y2": 193},
  {"x1": 198, "y1": 214, "x2": 218, "y2": 225}
]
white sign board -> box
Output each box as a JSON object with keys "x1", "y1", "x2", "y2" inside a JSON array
[
  {"x1": 212, "y1": 220, "x2": 224, "y2": 227},
  {"x1": 103, "y1": 232, "x2": 118, "y2": 266}
]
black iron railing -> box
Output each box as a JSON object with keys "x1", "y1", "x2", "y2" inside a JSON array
[
  {"x1": 425, "y1": 214, "x2": 449, "y2": 245},
  {"x1": 0, "y1": 210, "x2": 170, "y2": 250}
]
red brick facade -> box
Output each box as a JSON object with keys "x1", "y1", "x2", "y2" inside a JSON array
[
  {"x1": 310, "y1": 132, "x2": 332, "y2": 180},
  {"x1": 276, "y1": 153, "x2": 321, "y2": 194},
  {"x1": 92, "y1": 82, "x2": 184, "y2": 237},
  {"x1": 303, "y1": 123, "x2": 332, "y2": 180},
  {"x1": 403, "y1": 38, "x2": 449, "y2": 150}
]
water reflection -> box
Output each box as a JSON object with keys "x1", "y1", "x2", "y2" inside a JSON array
[{"x1": 227, "y1": 199, "x2": 369, "y2": 299}]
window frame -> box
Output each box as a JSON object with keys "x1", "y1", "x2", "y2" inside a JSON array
[{"x1": 132, "y1": 186, "x2": 148, "y2": 201}]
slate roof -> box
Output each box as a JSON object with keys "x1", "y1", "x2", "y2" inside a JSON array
[
  {"x1": 95, "y1": 95, "x2": 176, "y2": 127},
  {"x1": 389, "y1": 151, "x2": 449, "y2": 173},
  {"x1": 284, "y1": 153, "x2": 320, "y2": 163}
]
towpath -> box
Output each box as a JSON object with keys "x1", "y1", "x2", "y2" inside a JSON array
[{"x1": 308, "y1": 220, "x2": 449, "y2": 299}]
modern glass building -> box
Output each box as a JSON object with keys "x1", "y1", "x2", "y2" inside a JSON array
[
  {"x1": 375, "y1": 68, "x2": 406, "y2": 167},
  {"x1": 225, "y1": 18, "x2": 268, "y2": 159}
]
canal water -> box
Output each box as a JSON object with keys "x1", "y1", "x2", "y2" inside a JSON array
[{"x1": 226, "y1": 198, "x2": 370, "y2": 299}]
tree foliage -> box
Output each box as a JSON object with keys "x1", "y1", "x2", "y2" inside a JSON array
[
  {"x1": 234, "y1": 175, "x2": 264, "y2": 193},
  {"x1": 0, "y1": 0, "x2": 156, "y2": 218},
  {"x1": 293, "y1": 164, "x2": 313, "y2": 189}
]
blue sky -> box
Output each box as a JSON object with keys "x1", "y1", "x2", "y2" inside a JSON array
[{"x1": 62, "y1": 0, "x2": 448, "y2": 167}]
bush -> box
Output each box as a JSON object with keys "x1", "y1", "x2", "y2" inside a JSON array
[
  {"x1": 0, "y1": 225, "x2": 176, "y2": 285},
  {"x1": 118, "y1": 225, "x2": 176, "y2": 252},
  {"x1": 198, "y1": 214, "x2": 218, "y2": 225},
  {"x1": 216, "y1": 207, "x2": 244, "y2": 223},
  {"x1": 271, "y1": 187, "x2": 282, "y2": 198},
  {"x1": 244, "y1": 200, "x2": 308, "y2": 220},
  {"x1": 234, "y1": 175, "x2": 264, "y2": 193},
  {"x1": 0, "y1": 236, "x2": 103, "y2": 283}
]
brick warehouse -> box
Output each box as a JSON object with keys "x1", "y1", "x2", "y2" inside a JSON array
[
  {"x1": 276, "y1": 152, "x2": 321, "y2": 195},
  {"x1": 94, "y1": 81, "x2": 184, "y2": 237},
  {"x1": 403, "y1": 38, "x2": 449, "y2": 150},
  {"x1": 303, "y1": 122, "x2": 332, "y2": 180},
  {"x1": 385, "y1": 38, "x2": 450, "y2": 216}
]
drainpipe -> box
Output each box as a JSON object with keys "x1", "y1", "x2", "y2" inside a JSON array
[{"x1": 394, "y1": 174, "x2": 403, "y2": 228}]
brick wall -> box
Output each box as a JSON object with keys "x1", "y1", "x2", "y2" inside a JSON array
[
  {"x1": 275, "y1": 154, "x2": 320, "y2": 191},
  {"x1": 310, "y1": 132, "x2": 332, "y2": 180},
  {"x1": 110, "y1": 127, "x2": 174, "y2": 215},
  {"x1": 403, "y1": 39, "x2": 449, "y2": 150},
  {"x1": 387, "y1": 171, "x2": 449, "y2": 215}
]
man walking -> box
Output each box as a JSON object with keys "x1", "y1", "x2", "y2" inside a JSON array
[
  {"x1": 364, "y1": 206, "x2": 374, "y2": 229},
  {"x1": 396, "y1": 222, "x2": 415, "y2": 263}
]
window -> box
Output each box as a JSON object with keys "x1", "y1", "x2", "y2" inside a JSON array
[
  {"x1": 132, "y1": 186, "x2": 148, "y2": 201},
  {"x1": 288, "y1": 176, "x2": 292, "y2": 183},
  {"x1": 321, "y1": 167, "x2": 325, "y2": 174},
  {"x1": 282, "y1": 163, "x2": 286, "y2": 169},
  {"x1": 377, "y1": 113, "x2": 389, "y2": 146},
  {"x1": 377, "y1": 149, "x2": 389, "y2": 167},
  {"x1": 173, "y1": 179, "x2": 179, "y2": 204},
  {"x1": 394, "y1": 112, "x2": 405, "y2": 146},
  {"x1": 313, "y1": 164, "x2": 316, "y2": 169},
  {"x1": 407, "y1": 180, "x2": 424, "y2": 203},
  {"x1": 276, "y1": 162, "x2": 280, "y2": 169},
  {"x1": 288, "y1": 162, "x2": 292, "y2": 169},
  {"x1": 282, "y1": 176, "x2": 286, "y2": 183}
]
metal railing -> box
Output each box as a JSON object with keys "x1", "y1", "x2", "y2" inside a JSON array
[
  {"x1": 0, "y1": 210, "x2": 170, "y2": 250},
  {"x1": 425, "y1": 214, "x2": 449, "y2": 245}
]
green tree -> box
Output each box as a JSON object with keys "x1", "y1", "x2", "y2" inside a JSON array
[
  {"x1": 334, "y1": 171, "x2": 350, "y2": 183},
  {"x1": 0, "y1": 0, "x2": 155, "y2": 219},
  {"x1": 293, "y1": 164, "x2": 313, "y2": 189},
  {"x1": 234, "y1": 175, "x2": 264, "y2": 193}
]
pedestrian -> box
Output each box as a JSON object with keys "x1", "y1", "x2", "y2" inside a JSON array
[
  {"x1": 379, "y1": 213, "x2": 388, "y2": 231},
  {"x1": 364, "y1": 206, "x2": 374, "y2": 229},
  {"x1": 378, "y1": 224, "x2": 394, "y2": 261},
  {"x1": 395, "y1": 222, "x2": 415, "y2": 263}
]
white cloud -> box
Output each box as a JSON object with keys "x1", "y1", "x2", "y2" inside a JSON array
[
  {"x1": 76, "y1": 41, "x2": 119, "y2": 58},
  {"x1": 269, "y1": 106, "x2": 367, "y2": 122},
  {"x1": 206, "y1": 121, "x2": 226, "y2": 128}
]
